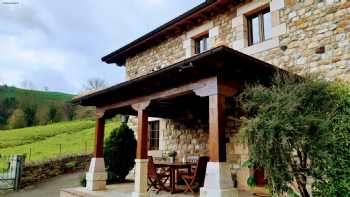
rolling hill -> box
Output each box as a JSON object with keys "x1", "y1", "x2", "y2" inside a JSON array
[
  {"x1": 0, "y1": 86, "x2": 94, "y2": 129},
  {"x1": 0, "y1": 86, "x2": 74, "y2": 102}
]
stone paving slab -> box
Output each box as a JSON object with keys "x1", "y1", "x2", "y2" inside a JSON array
[{"x1": 61, "y1": 183, "x2": 256, "y2": 197}]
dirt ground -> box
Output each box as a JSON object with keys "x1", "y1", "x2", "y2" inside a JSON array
[{"x1": 2, "y1": 172, "x2": 83, "y2": 197}]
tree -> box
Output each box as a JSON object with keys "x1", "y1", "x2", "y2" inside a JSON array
[
  {"x1": 35, "y1": 105, "x2": 49, "y2": 125},
  {"x1": 0, "y1": 97, "x2": 17, "y2": 128},
  {"x1": 48, "y1": 105, "x2": 57, "y2": 123},
  {"x1": 237, "y1": 74, "x2": 348, "y2": 197},
  {"x1": 21, "y1": 80, "x2": 36, "y2": 90},
  {"x1": 83, "y1": 78, "x2": 107, "y2": 91},
  {"x1": 8, "y1": 108, "x2": 27, "y2": 129},
  {"x1": 104, "y1": 123, "x2": 136, "y2": 183}
]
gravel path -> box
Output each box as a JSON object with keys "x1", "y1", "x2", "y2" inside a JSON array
[{"x1": 2, "y1": 172, "x2": 83, "y2": 197}]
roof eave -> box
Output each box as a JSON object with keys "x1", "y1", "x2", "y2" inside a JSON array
[{"x1": 101, "y1": 0, "x2": 242, "y2": 65}]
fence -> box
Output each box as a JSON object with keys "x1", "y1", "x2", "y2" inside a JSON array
[
  {"x1": 4, "y1": 141, "x2": 92, "y2": 164},
  {"x1": 0, "y1": 155, "x2": 25, "y2": 191}
]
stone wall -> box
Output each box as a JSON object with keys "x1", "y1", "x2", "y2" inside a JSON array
[
  {"x1": 125, "y1": 0, "x2": 349, "y2": 80},
  {"x1": 21, "y1": 155, "x2": 91, "y2": 188},
  {"x1": 254, "y1": 0, "x2": 350, "y2": 81}
]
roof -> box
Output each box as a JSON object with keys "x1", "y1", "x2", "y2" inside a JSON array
[
  {"x1": 101, "y1": 0, "x2": 243, "y2": 65},
  {"x1": 73, "y1": 46, "x2": 286, "y2": 107}
]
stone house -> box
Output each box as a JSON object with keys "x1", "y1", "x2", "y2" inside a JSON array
[{"x1": 69, "y1": 0, "x2": 349, "y2": 197}]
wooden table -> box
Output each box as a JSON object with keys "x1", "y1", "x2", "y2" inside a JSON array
[{"x1": 154, "y1": 161, "x2": 193, "y2": 194}]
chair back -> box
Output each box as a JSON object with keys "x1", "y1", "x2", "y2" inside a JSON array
[
  {"x1": 148, "y1": 156, "x2": 158, "y2": 180},
  {"x1": 193, "y1": 156, "x2": 209, "y2": 186},
  {"x1": 187, "y1": 156, "x2": 199, "y2": 163}
]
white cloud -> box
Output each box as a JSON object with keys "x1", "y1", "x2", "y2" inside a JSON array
[{"x1": 0, "y1": 0, "x2": 204, "y2": 93}]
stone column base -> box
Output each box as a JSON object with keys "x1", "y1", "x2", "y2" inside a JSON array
[
  {"x1": 200, "y1": 162, "x2": 238, "y2": 197},
  {"x1": 133, "y1": 159, "x2": 149, "y2": 197},
  {"x1": 86, "y1": 158, "x2": 107, "y2": 191}
]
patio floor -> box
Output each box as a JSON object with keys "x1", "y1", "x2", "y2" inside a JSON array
[{"x1": 60, "y1": 183, "x2": 256, "y2": 197}]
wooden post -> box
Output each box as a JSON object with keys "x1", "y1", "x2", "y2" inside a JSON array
[
  {"x1": 136, "y1": 109, "x2": 148, "y2": 159},
  {"x1": 132, "y1": 101, "x2": 150, "y2": 197},
  {"x1": 132, "y1": 101, "x2": 150, "y2": 159},
  {"x1": 209, "y1": 94, "x2": 226, "y2": 162},
  {"x1": 93, "y1": 117, "x2": 105, "y2": 158},
  {"x1": 86, "y1": 109, "x2": 107, "y2": 191}
]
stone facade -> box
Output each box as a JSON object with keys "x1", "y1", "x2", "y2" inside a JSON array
[{"x1": 124, "y1": 0, "x2": 349, "y2": 191}]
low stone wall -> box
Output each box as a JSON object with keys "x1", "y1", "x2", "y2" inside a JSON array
[{"x1": 21, "y1": 154, "x2": 91, "y2": 188}]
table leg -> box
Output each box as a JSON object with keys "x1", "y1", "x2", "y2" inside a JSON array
[{"x1": 171, "y1": 168, "x2": 175, "y2": 193}]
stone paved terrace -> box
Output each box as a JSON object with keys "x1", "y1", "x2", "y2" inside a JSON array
[{"x1": 61, "y1": 183, "x2": 256, "y2": 197}]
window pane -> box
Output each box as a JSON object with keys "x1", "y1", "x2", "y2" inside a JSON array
[
  {"x1": 194, "y1": 34, "x2": 209, "y2": 54},
  {"x1": 263, "y1": 12, "x2": 272, "y2": 40},
  {"x1": 251, "y1": 16, "x2": 260, "y2": 44}
]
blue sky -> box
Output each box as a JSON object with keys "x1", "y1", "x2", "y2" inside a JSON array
[{"x1": 0, "y1": 0, "x2": 204, "y2": 94}]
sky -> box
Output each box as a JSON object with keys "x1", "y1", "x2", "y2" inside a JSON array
[{"x1": 0, "y1": 0, "x2": 204, "y2": 94}]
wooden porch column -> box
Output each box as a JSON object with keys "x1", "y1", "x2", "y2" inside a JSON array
[
  {"x1": 132, "y1": 101, "x2": 150, "y2": 197},
  {"x1": 86, "y1": 110, "x2": 107, "y2": 191},
  {"x1": 208, "y1": 94, "x2": 226, "y2": 162},
  {"x1": 93, "y1": 117, "x2": 105, "y2": 158},
  {"x1": 136, "y1": 108, "x2": 149, "y2": 159},
  {"x1": 198, "y1": 77, "x2": 238, "y2": 197}
]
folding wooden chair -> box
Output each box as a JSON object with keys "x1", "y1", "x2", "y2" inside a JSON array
[
  {"x1": 147, "y1": 156, "x2": 170, "y2": 193},
  {"x1": 181, "y1": 156, "x2": 209, "y2": 193}
]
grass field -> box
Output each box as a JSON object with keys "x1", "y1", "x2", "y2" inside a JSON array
[
  {"x1": 0, "y1": 120, "x2": 96, "y2": 149},
  {"x1": 0, "y1": 120, "x2": 120, "y2": 169}
]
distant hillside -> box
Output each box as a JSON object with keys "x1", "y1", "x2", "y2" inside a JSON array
[
  {"x1": 0, "y1": 86, "x2": 94, "y2": 130},
  {"x1": 0, "y1": 86, "x2": 74, "y2": 102}
]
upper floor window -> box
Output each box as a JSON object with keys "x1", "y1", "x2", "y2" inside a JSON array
[
  {"x1": 148, "y1": 120, "x2": 160, "y2": 150},
  {"x1": 194, "y1": 32, "x2": 209, "y2": 54},
  {"x1": 247, "y1": 7, "x2": 272, "y2": 46}
]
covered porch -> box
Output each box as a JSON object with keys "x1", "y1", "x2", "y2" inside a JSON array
[{"x1": 68, "y1": 46, "x2": 283, "y2": 197}]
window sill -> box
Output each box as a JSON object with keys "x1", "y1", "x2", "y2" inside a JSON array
[{"x1": 239, "y1": 37, "x2": 279, "y2": 55}]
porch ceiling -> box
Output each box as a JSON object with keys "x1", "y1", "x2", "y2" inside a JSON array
[{"x1": 73, "y1": 46, "x2": 286, "y2": 110}]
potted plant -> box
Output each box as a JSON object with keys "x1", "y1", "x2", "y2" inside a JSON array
[
  {"x1": 168, "y1": 151, "x2": 177, "y2": 163},
  {"x1": 242, "y1": 160, "x2": 270, "y2": 196}
]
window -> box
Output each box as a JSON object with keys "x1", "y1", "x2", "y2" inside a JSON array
[
  {"x1": 194, "y1": 32, "x2": 209, "y2": 54},
  {"x1": 148, "y1": 121, "x2": 160, "y2": 150},
  {"x1": 247, "y1": 7, "x2": 272, "y2": 46}
]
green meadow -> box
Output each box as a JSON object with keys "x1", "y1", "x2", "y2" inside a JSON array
[{"x1": 0, "y1": 120, "x2": 119, "y2": 169}]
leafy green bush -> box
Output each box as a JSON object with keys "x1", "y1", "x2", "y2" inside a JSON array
[
  {"x1": 104, "y1": 123, "x2": 136, "y2": 183},
  {"x1": 312, "y1": 82, "x2": 350, "y2": 197},
  {"x1": 65, "y1": 161, "x2": 77, "y2": 169},
  {"x1": 238, "y1": 74, "x2": 350, "y2": 197},
  {"x1": 80, "y1": 174, "x2": 86, "y2": 187}
]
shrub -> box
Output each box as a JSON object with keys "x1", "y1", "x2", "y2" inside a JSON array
[
  {"x1": 238, "y1": 74, "x2": 350, "y2": 197},
  {"x1": 8, "y1": 108, "x2": 27, "y2": 129},
  {"x1": 64, "y1": 161, "x2": 77, "y2": 169},
  {"x1": 312, "y1": 82, "x2": 350, "y2": 197},
  {"x1": 104, "y1": 123, "x2": 136, "y2": 183},
  {"x1": 80, "y1": 174, "x2": 86, "y2": 187}
]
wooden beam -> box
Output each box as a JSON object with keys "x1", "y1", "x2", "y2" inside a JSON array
[
  {"x1": 194, "y1": 77, "x2": 240, "y2": 97},
  {"x1": 100, "y1": 77, "x2": 217, "y2": 112},
  {"x1": 93, "y1": 116, "x2": 105, "y2": 158},
  {"x1": 208, "y1": 94, "x2": 226, "y2": 162}
]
